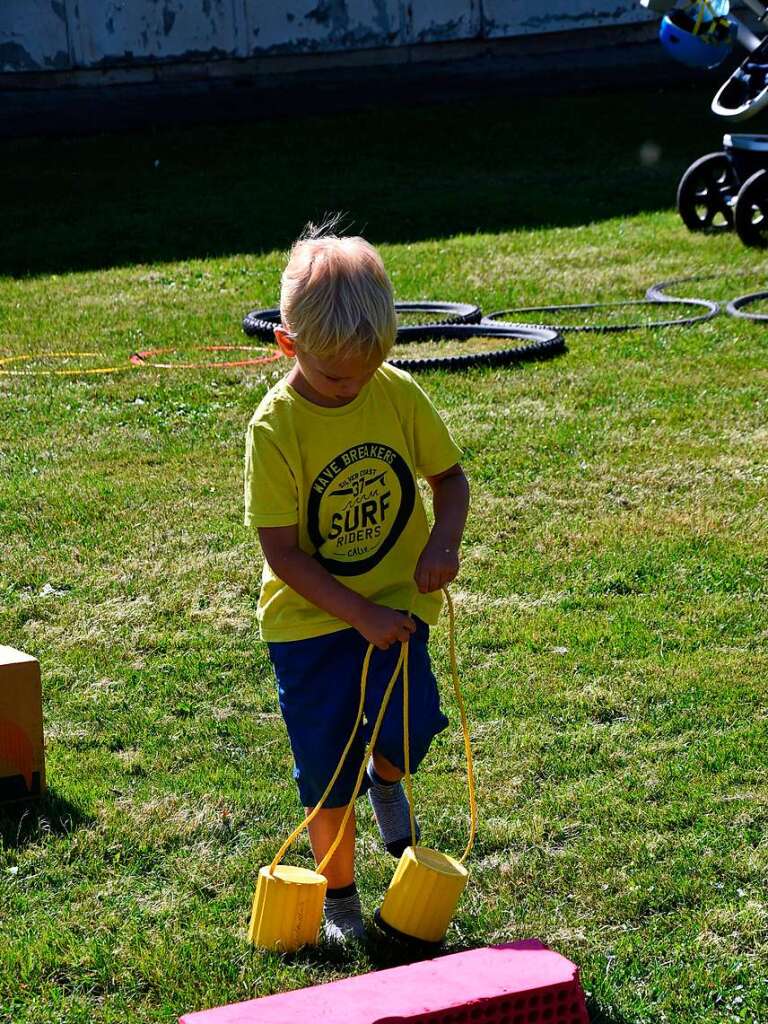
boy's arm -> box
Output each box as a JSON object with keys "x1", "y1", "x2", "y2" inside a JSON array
[
  {"x1": 414, "y1": 463, "x2": 470, "y2": 594},
  {"x1": 257, "y1": 525, "x2": 416, "y2": 651}
]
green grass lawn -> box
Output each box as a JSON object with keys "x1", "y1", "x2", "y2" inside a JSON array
[{"x1": 1, "y1": 83, "x2": 767, "y2": 1024}]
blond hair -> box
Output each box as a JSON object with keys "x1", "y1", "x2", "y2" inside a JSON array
[{"x1": 279, "y1": 224, "x2": 397, "y2": 359}]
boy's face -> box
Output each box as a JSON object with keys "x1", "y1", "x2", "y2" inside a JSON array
[{"x1": 276, "y1": 328, "x2": 383, "y2": 407}]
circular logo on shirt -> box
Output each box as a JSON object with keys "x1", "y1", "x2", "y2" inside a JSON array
[{"x1": 307, "y1": 443, "x2": 415, "y2": 576}]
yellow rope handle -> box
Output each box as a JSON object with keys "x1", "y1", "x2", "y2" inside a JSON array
[
  {"x1": 269, "y1": 642, "x2": 375, "y2": 872},
  {"x1": 689, "y1": 0, "x2": 721, "y2": 36},
  {"x1": 444, "y1": 588, "x2": 478, "y2": 864},
  {"x1": 402, "y1": 640, "x2": 416, "y2": 848},
  {"x1": 316, "y1": 643, "x2": 406, "y2": 874},
  {"x1": 401, "y1": 588, "x2": 476, "y2": 862},
  {"x1": 270, "y1": 586, "x2": 478, "y2": 875},
  {"x1": 269, "y1": 642, "x2": 406, "y2": 874},
  {"x1": 694, "y1": 2, "x2": 707, "y2": 35}
]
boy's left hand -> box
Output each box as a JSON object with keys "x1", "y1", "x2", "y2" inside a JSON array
[{"x1": 414, "y1": 536, "x2": 460, "y2": 594}]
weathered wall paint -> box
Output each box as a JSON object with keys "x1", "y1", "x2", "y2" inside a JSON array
[
  {"x1": 0, "y1": 1, "x2": 653, "y2": 73},
  {"x1": 483, "y1": 0, "x2": 652, "y2": 37},
  {"x1": 243, "y1": 1, "x2": 405, "y2": 56},
  {"x1": 409, "y1": 0, "x2": 482, "y2": 45},
  {"x1": 0, "y1": 0, "x2": 69, "y2": 72},
  {"x1": 73, "y1": 0, "x2": 240, "y2": 67}
]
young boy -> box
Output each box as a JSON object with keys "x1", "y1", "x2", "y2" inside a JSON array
[{"x1": 244, "y1": 225, "x2": 470, "y2": 943}]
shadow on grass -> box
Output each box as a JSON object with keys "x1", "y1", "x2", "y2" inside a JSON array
[
  {"x1": 0, "y1": 787, "x2": 93, "y2": 850},
  {"x1": 273, "y1": 927, "x2": 476, "y2": 976},
  {"x1": 587, "y1": 998, "x2": 639, "y2": 1024},
  {"x1": 0, "y1": 83, "x2": 725, "y2": 279}
]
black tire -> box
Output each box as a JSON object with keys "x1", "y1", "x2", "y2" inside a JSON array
[
  {"x1": 242, "y1": 308, "x2": 564, "y2": 371},
  {"x1": 392, "y1": 301, "x2": 481, "y2": 325},
  {"x1": 486, "y1": 296, "x2": 719, "y2": 332},
  {"x1": 242, "y1": 301, "x2": 481, "y2": 340},
  {"x1": 242, "y1": 307, "x2": 281, "y2": 340},
  {"x1": 676, "y1": 152, "x2": 736, "y2": 233},
  {"x1": 726, "y1": 290, "x2": 768, "y2": 320},
  {"x1": 388, "y1": 322, "x2": 565, "y2": 372},
  {"x1": 734, "y1": 170, "x2": 768, "y2": 248}
]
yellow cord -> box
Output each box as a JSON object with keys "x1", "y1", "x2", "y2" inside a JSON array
[
  {"x1": 445, "y1": 588, "x2": 478, "y2": 864},
  {"x1": 690, "y1": 0, "x2": 719, "y2": 37},
  {"x1": 402, "y1": 640, "x2": 417, "y2": 847},
  {"x1": 401, "y1": 589, "x2": 476, "y2": 863},
  {"x1": 316, "y1": 644, "x2": 406, "y2": 874},
  {"x1": 270, "y1": 642, "x2": 405, "y2": 873},
  {"x1": 269, "y1": 587, "x2": 477, "y2": 875},
  {"x1": 694, "y1": 3, "x2": 706, "y2": 35}
]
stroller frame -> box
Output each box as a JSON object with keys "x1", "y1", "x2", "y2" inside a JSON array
[{"x1": 656, "y1": 2, "x2": 768, "y2": 244}]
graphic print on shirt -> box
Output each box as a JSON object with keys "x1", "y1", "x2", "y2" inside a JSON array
[{"x1": 308, "y1": 443, "x2": 415, "y2": 576}]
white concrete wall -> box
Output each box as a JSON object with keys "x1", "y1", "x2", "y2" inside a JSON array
[{"x1": 0, "y1": 1, "x2": 654, "y2": 74}]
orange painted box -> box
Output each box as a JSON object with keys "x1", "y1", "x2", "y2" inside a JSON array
[{"x1": 0, "y1": 645, "x2": 46, "y2": 803}]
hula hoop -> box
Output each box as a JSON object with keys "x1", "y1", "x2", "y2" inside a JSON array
[
  {"x1": 0, "y1": 351, "x2": 127, "y2": 376},
  {"x1": 130, "y1": 345, "x2": 283, "y2": 370}
]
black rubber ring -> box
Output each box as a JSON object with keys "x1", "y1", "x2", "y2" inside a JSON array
[
  {"x1": 486, "y1": 293, "x2": 719, "y2": 333},
  {"x1": 242, "y1": 307, "x2": 565, "y2": 371},
  {"x1": 242, "y1": 307, "x2": 281, "y2": 340},
  {"x1": 391, "y1": 301, "x2": 482, "y2": 325},
  {"x1": 644, "y1": 278, "x2": 721, "y2": 322},
  {"x1": 389, "y1": 322, "x2": 566, "y2": 372},
  {"x1": 242, "y1": 302, "x2": 481, "y2": 341},
  {"x1": 726, "y1": 290, "x2": 768, "y2": 320}
]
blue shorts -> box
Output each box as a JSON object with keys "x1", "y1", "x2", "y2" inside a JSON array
[{"x1": 268, "y1": 617, "x2": 449, "y2": 808}]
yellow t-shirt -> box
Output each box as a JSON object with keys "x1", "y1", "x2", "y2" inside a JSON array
[{"x1": 244, "y1": 363, "x2": 462, "y2": 642}]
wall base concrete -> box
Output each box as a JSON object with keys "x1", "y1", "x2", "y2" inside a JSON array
[{"x1": 1, "y1": 22, "x2": 698, "y2": 140}]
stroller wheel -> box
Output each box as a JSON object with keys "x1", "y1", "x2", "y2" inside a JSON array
[
  {"x1": 734, "y1": 169, "x2": 768, "y2": 248},
  {"x1": 676, "y1": 152, "x2": 736, "y2": 233}
]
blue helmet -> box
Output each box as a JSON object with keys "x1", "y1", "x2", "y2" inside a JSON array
[{"x1": 660, "y1": 6, "x2": 734, "y2": 69}]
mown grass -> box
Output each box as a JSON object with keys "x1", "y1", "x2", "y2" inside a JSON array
[{"x1": 1, "y1": 83, "x2": 767, "y2": 1024}]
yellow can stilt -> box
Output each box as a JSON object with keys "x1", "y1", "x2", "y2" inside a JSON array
[
  {"x1": 376, "y1": 589, "x2": 477, "y2": 945},
  {"x1": 248, "y1": 865, "x2": 327, "y2": 952},
  {"x1": 247, "y1": 589, "x2": 477, "y2": 951},
  {"x1": 248, "y1": 645, "x2": 407, "y2": 951},
  {"x1": 377, "y1": 846, "x2": 469, "y2": 944}
]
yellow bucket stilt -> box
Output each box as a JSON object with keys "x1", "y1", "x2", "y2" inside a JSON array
[
  {"x1": 247, "y1": 864, "x2": 327, "y2": 952},
  {"x1": 376, "y1": 845, "x2": 469, "y2": 944},
  {"x1": 248, "y1": 645, "x2": 407, "y2": 951},
  {"x1": 375, "y1": 589, "x2": 475, "y2": 946},
  {"x1": 247, "y1": 589, "x2": 476, "y2": 952}
]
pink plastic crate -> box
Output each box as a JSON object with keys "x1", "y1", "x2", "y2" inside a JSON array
[{"x1": 179, "y1": 941, "x2": 589, "y2": 1024}]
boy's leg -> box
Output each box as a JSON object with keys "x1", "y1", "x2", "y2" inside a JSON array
[
  {"x1": 371, "y1": 751, "x2": 403, "y2": 783},
  {"x1": 367, "y1": 751, "x2": 420, "y2": 857},
  {"x1": 306, "y1": 805, "x2": 356, "y2": 889},
  {"x1": 366, "y1": 618, "x2": 447, "y2": 857},
  {"x1": 269, "y1": 628, "x2": 369, "y2": 941},
  {"x1": 307, "y1": 806, "x2": 365, "y2": 942}
]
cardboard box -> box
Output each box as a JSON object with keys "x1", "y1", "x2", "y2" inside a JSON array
[{"x1": 0, "y1": 645, "x2": 46, "y2": 803}]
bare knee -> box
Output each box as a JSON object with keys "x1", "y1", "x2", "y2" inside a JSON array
[{"x1": 372, "y1": 751, "x2": 403, "y2": 783}]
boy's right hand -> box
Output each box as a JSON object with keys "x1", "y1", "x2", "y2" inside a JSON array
[{"x1": 353, "y1": 603, "x2": 416, "y2": 651}]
